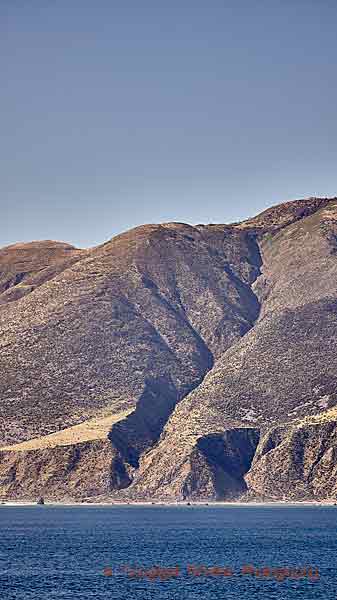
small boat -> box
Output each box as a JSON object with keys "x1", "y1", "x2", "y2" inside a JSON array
[{"x1": 36, "y1": 497, "x2": 45, "y2": 505}]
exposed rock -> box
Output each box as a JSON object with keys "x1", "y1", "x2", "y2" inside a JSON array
[
  {"x1": 0, "y1": 439, "x2": 120, "y2": 501},
  {"x1": 129, "y1": 427, "x2": 260, "y2": 501},
  {"x1": 245, "y1": 409, "x2": 337, "y2": 500}
]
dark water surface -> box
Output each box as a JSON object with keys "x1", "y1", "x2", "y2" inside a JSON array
[{"x1": 0, "y1": 504, "x2": 336, "y2": 599}]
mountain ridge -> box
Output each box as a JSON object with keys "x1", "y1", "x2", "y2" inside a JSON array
[{"x1": 1, "y1": 196, "x2": 337, "y2": 502}]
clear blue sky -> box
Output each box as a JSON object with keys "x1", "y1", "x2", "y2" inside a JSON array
[{"x1": 1, "y1": 1, "x2": 337, "y2": 248}]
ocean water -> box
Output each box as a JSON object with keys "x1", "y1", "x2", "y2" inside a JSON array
[{"x1": 0, "y1": 504, "x2": 336, "y2": 599}]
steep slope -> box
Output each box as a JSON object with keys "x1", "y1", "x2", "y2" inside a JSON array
[
  {"x1": 1, "y1": 197, "x2": 337, "y2": 502},
  {"x1": 130, "y1": 198, "x2": 337, "y2": 500},
  {"x1": 0, "y1": 221, "x2": 263, "y2": 498},
  {"x1": 245, "y1": 408, "x2": 337, "y2": 501}
]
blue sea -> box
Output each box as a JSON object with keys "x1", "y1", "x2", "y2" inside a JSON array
[{"x1": 0, "y1": 504, "x2": 336, "y2": 599}]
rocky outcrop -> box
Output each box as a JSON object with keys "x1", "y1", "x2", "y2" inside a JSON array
[
  {"x1": 128, "y1": 427, "x2": 260, "y2": 501},
  {"x1": 1, "y1": 197, "x2": 337, "y2": 501},
  {"x1": 245, "y1": 410, "x2": 337, "y2": 500},
  {"x1": 0, "y1": 439, "x2": 119, "y2": 501}
]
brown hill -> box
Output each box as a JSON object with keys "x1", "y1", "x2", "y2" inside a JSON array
[
  {"x1": 1, "y1": 197, "x2": 337, "y2": 502},
  {"x1": 0, "y1": 240, "x2": 86, "y2": 304}
]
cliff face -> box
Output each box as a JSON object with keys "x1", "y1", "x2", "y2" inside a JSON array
[
  {"x1": 1, "y1": 197, "x2": 337, "y2": 502},
  {"x1": 245, "y1": 410, "x2": 337, "y2": 500}
]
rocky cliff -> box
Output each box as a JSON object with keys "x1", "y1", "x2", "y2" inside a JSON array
[{"x1": 1, "y1": 197, "x2": 337, "y2": 502}]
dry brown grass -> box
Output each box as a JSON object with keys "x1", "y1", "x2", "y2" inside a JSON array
[{"x1": 0, "y1": 410, "x2": 132, "y2": 452}]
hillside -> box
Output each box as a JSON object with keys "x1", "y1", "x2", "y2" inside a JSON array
[{"x1": 1, "y1": 197, "x2": 337, "y2": 502}]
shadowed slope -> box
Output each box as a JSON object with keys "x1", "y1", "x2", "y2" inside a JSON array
[
  {"x1": 0, "y1": 221, "x2": 263, "y2": 499},
  {"x1": 1, "y1": 197, "x2": 337, "y2": 501},
  {"x1": 130, "y1": 199, "x2": 337, "y2": 500}
]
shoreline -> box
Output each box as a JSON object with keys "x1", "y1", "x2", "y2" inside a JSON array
[{"x1": 1, "y1": 499, "x2": 336, "y2": 507}]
